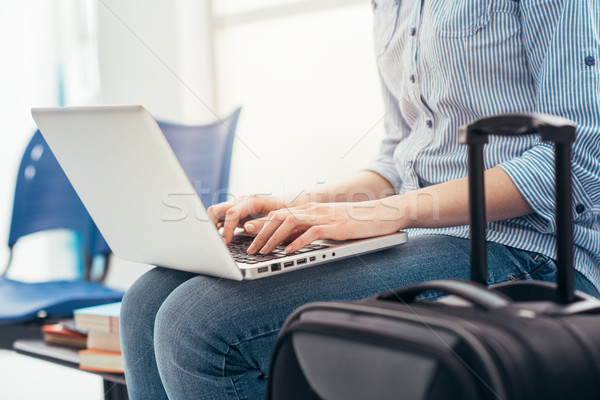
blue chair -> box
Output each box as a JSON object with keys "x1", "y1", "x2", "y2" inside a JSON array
[
  {"x1": 0, "y1": 130, "x2": 124, "y2": 347},
  {"x1": 90, "y1": 107, "x2": 243, "y2": 257},
  {"x1": 160, "y1": 107, "x2": 241, "y2": 207}
]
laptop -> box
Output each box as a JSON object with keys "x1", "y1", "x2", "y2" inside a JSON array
[{"x1": 31, "y1": 105, "x2": 408, "y2": 281}]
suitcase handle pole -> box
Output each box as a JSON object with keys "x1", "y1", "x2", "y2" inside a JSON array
[{"x1": 459, "y1": 113, "x2": 577, "y2": 304}]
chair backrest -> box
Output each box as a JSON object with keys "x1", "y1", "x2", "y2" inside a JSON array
[
  {"x1": 7, "y1": 130, "x2": 96, "y2": 253},
  {"x1": 160, "y1": 107, "x2": 241, "y2": 207},
  {"x1": 89, "y1": 107, "x2": 242, "y2": 255}
]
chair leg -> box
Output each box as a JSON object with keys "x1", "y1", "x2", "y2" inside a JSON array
[
  {"x1": 84, "y1": 254, "x2": 93, "y2": 281},
  {"x1": 96, "y1": 254, "x2": 112, "y2": 283}
]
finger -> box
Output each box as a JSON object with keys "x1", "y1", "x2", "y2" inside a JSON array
[
  {"x1": 282, "y1": 229, "x2": 303, "y2": 244},
  {"x1": 207, "y1": 201, "x2": 235, "y2": 226},
  {"x1": 259, "y1": 216, "x2": 305, "y2": 254},
  {"x1": 243, "y1": 217, "x2": 267, "y2": 235},
  {"x1": 223, "y1": 198, "x2": 274, "y2": 243},
  {"x1": 247, "y1": 212, "x2": 288, "y2": 254},
  {"x1": 222, "y1": 204, "x2": 247, "y2": 244},
  {"x1": 285, "y1": 225, "x2": 331, "y2": 253}
]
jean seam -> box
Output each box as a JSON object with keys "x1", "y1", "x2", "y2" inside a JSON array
[
  {"x1": 229, "y1": 327, "x2": 282, "y2": 348},
  {"x1": 509, "y1": 257, "x2": 554, "y2": 282},
  {"x1": 222, "y1": 346, "x2": 244, "y2": 400},
  {"x1": 222, "y1": 327, "x2": 282, "y2": 400}
]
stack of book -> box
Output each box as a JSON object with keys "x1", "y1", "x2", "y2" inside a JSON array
[
  {"x1": 41, "y1": 320, "x2": 87, "y2": 349},
  {"x1": 74, "y1": 302, "x2": 124, "y2": 374}
]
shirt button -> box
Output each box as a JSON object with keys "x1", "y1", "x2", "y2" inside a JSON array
[
  {"x1": 410, "y1": 27, "x2": 416, "y2": 36},
  {"x1": 372, "y1": 0, "x2": 377, "y2": 10},
  {"x1": 576, "y1": 204, "x2": 586, "y2": 214},
  {"x1": 407, "y1": 160, "x2": 413, "y2": 168},
  {"x1": 585, "y1": 56, "x2": 596, "y2": 67},
  {"x1": 409, "y1": 74, "x2": 415, "y2": 83},
  {"x1": 426, "y1": 119, "x2": 433, "y2": 128}
]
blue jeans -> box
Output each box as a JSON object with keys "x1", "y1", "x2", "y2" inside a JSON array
[{"x1": 120, "y1": 234, "x2": 599, "y2": 400}]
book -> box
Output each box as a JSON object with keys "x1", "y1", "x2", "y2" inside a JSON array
[
  {"x1": 42, "y1": 323, "x2": 87, "y2": 349},
  {"x1": 78, "y1": 349, "x2": 124, "y2": 374},
  {"x1": 87, "y1": 330, "x2": 121, "y2": 353},
  {"x1": 74, "y1": 302, "x2": 121, "y2": 333}
]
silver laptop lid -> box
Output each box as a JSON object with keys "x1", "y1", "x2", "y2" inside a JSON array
[{"x1": 32, "y1": 105, "x2": 243, "y2": 281}]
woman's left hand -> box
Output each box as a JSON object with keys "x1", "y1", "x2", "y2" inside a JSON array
[{"x1": 246, "y1": 200, "x2": 405, "y2": 255}]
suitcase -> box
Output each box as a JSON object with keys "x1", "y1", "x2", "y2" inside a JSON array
[{"x1": 266, "y1": 114, "x2": 600, "y2": 400}]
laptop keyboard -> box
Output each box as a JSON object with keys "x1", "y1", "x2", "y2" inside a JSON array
[{"x1": 227, "y1": 235, "x2": 329, "y2": 264}]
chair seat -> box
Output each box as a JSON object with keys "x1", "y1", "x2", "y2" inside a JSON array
[{"x1": 0, "y1": 277, "x2": 123, "y2": 324}]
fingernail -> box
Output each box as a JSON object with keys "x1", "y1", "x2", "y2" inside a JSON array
[
  {"x1": 222, "y1": 236, "x2": 228, "y2": 244},
  {"x1": 245, "y1": 223, "x2": 256, "y2": 233},
  {"x1": 247, "y1": 243, "x2": 256, "y2": 254},
  {"x1": 260, "y1": 247, "x2": 269, "y2": 255},
  {"x1": 285, "y1": 246, "x2": 293, "y2": 253}
]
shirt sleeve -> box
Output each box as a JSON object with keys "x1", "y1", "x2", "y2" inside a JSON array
[
  {"x1": 364, "y1": 72, "x2": 409, "y2": 193},
  {"x1": 498, "y1": 0, "x2": 600, "y2": 233}
]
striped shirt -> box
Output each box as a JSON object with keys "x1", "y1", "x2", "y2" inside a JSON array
[{"x1": 366, "y1": 0, "x2": 600, "y2": 290}]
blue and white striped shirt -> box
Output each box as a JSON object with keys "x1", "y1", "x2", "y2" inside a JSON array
[{"x1": 366, "y1": 0, "x2": 600, "y2": 290}]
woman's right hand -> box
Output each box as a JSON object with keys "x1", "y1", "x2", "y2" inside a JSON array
[{"x1": 207, "y1": 195, "x2": 287, "y2": 244}]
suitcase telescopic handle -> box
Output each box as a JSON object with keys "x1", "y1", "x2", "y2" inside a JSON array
[
  {"x1": 378, "y1": 279, "x2": 511, "y2": 310},
  {"x1": 458, "y1": 113, "x2": 577, "y2": 304}
]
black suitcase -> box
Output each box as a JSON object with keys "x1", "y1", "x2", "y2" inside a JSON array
[{"x1": 266, "y1": 114, "x2": 600, "y2": 400}]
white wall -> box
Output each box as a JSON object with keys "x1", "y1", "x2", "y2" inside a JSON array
[
  {"x1": 216, "y1": 1, "x2": 385, "y2": 198},
  {"x1": 96, "y1": 0, "x2": 385, "y2": 198},
  {"x1": 97, "y1": 0, "x2": 217, "y2": 124},
  {"x1": 0, "y1": 1, "x2": 99, "y2": 280},
  {"x1": 0, "y1": 3, "x2": 53, "y2": 273}
]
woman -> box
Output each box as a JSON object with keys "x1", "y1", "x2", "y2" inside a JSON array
[{"x1": 121, "y1": 1, "x2": 600, "y2": 399}]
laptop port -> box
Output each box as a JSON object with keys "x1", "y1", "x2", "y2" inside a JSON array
[
  {"x1": 283, "y1": 261, "x2": 294, "y2": 268},
  {"x1": 309, "y1": 256, "x2": 316, "y2": 262},
  {"x1": 271, "y1": 263, "x2": 281, "y2": 272},
  {"x1": 297, "y1": 258, "x2": 307, "y2": 265},
  {"x1": 257, "y1": 267, "x2": 268, "y2": 274}
]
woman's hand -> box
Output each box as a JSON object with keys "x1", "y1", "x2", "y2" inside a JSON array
[
  {"x1": 207, "y1": 195, "x2": 287, "y2": 244},
  {"x1": 209, "y1": 167, "x2": 535, "y2": 251},
  {"x1": 207, "y1": 172, "x2": 400, "y2": 246},
  {"x1": 246, "y1": 200, "x2": 405, "y2": 255}
]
